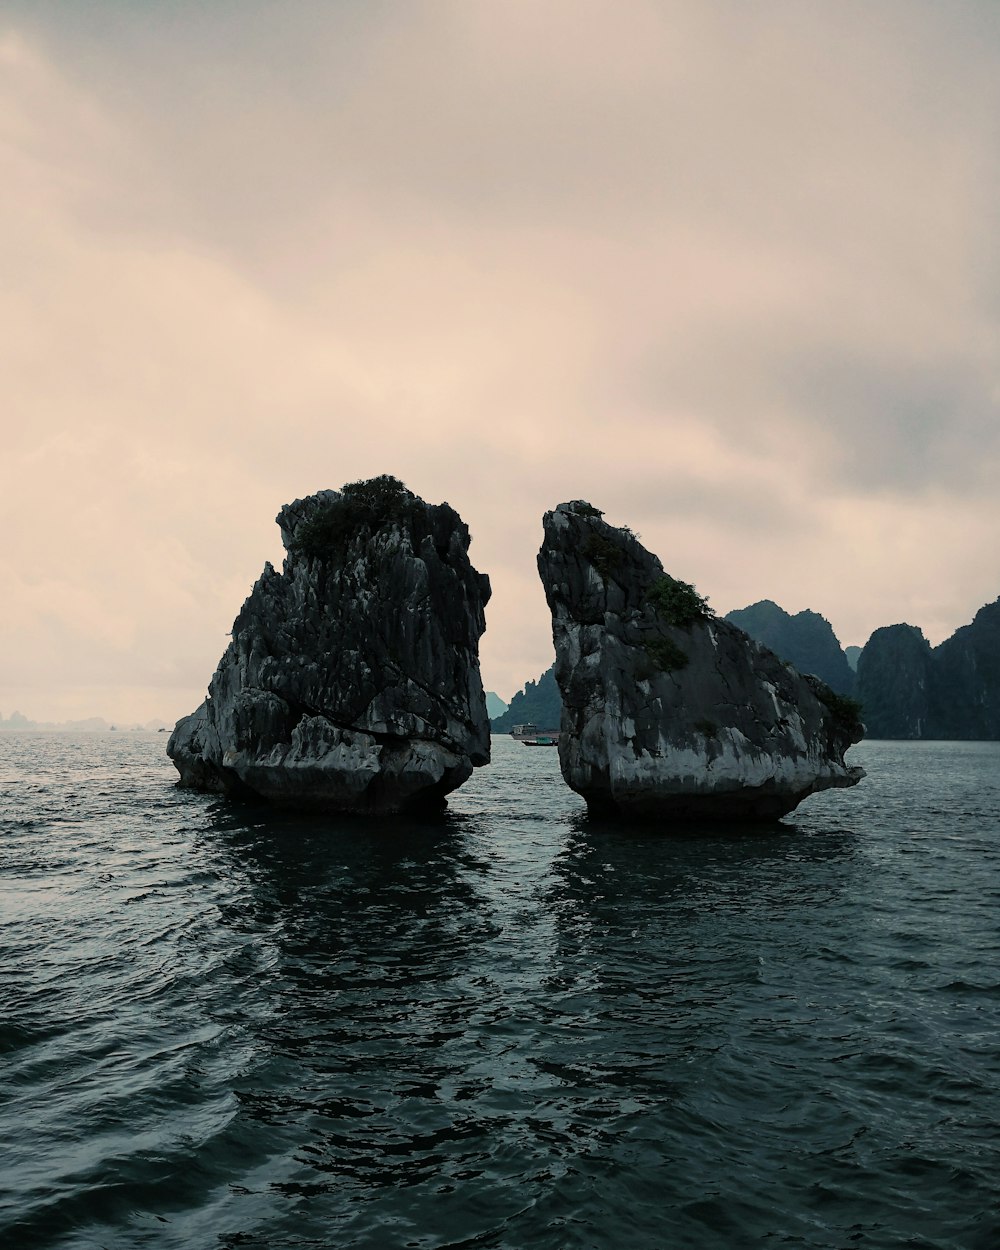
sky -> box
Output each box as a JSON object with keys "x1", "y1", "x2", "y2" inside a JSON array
[{"x1": 2, "y1": 0, "x2": 999, "y2": 724}]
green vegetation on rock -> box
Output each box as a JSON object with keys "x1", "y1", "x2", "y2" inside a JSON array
[
  {"x1": 582, "y1": 530, "x2": 623, "y2": 577},
  {"x1": 644, "y1": 637, "x2": 689, "y2": 672},
  {"x1": 290, "y1": 475, "x2": 416, "y2": 560},
  {"x1": 813, "y1": 684, "x2": 864, "y2": 730},
  {"x1": 647, "y1": 575, "x2": 713, "y2": 628}
]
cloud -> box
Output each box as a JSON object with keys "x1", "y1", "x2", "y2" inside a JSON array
[{"x1": 1, "y1": 2, "x2": 999, "y2": 718}]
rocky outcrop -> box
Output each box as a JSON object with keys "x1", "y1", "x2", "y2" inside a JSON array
[
  {"x1": 725, "y1": 600, "x2": 855, "y2": 695},
  {"x1": 168, "y1": 476, "x2": 491, "y2": 813},
  {"x1": 855, "y1": 624, "x2": 934, "y2": 738},
  {"x1": 856, "y1": 600, "x2": 1000, "y2": 739},
  {"x1": 537, "y1": 501, "x2": 864, "y2": 821},
  {"x1": 933, "y1": 599, "x2": 1000, "y2": 738}
]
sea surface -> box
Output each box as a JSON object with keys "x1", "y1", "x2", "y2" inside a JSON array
[{"x1": 1, "y1": 733, "x2": 999, "y2": 1250}]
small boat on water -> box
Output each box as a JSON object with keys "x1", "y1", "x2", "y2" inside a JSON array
[{"x1": 510, "y1": 724, "x2": 559, "y2": 746}]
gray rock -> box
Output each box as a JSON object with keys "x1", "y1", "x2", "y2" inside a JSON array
[
  {"x1": 537, "y1": 501, "x2": 864, "y2": 821},
  {"x1": 168, "y1": 477, "x2": 491, "y2": 813}
]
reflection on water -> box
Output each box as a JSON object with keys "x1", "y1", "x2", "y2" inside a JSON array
[{"x1": 1, "y1": 734, "x2": 999, "y2": 1249}]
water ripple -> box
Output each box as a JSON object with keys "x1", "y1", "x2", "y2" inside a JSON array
[{"x1": 1, "y1": 733, "x2": 999, "y2": 1248}]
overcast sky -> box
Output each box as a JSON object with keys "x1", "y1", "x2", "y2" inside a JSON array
[{"x1": 2, "y1": 0, "x2": 999, "y2": 723}]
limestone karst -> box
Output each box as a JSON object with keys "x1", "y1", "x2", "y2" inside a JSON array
[
  {"x1": 724, "y1": 600, "x2": 856, "y2": 696},
  {"x1": 537, "y1": 501, "x2": 864, "y2": 821},
  {"x1": 168, "y1": 476, "x2": 491, "y2": 813},
  {"x1": 857, "y1": 600, "x2": 1000, "y2": 739}
]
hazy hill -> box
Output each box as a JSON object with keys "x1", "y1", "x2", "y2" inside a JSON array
[
  {"x1": 491, "y1": 666, "x2": 562, "y2": 732},
  {"x1": 484, "y1": 691, "x2": 508, "y2": 720},
  {"x1": 724, "y1": 600, "x2": 855, "y2": 695},
  {"x1": 0, "y1": 711, "x2": 168, "y2": 732}
]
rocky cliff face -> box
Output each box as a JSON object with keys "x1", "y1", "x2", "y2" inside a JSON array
[
  {"x1": 725, "y1": 600, "x2": 855, "y2": 695},
  {"x1": 931, "y1": 599, "x2": 1000, "y2": 739},
  {"x1": 168, "y1": 476, "x2": 491, "y2": 813},
  {"x1": 857, "y1": 600, "x2": 1000, "y2": 739},
  {"x1": 537, "y1": 501, "x2": 864, "y2": 821},
  {"x1": 855, "y1": 624, "x2": 934, "y2": 738}
]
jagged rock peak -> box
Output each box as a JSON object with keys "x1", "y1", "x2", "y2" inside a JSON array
[
  {"x1": 168, "y1": 475, "x2": 492, "y2": 814},
  {"x1": 856, "y1": 599, "x2": 1000, "y2": 740},
  {"x1": 725, "y1": 599, "x2": 855, "y2": 696},
  {"x1": 537, "y1": 501, "x2": 864, "y2": 822}
]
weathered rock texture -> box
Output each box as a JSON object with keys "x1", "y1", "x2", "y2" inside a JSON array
[
  {"x1": 537, "y1": 501, "x2": 864, "y2": 821},
  {"x1": 168, "y1": 477, "x2": 491, "y2": 812}
]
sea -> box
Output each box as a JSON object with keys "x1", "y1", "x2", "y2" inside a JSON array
[{"x1": 1, "y1": 732, "x2": 998, "y2": 1250}]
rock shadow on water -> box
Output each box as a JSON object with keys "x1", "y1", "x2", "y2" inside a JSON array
[{"x1": 195, "y1": 796, "x2": 496, "y2": 940}]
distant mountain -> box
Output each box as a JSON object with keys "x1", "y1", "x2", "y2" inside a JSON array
[
  {"x1": 844, "y1": 646, "x2": 862, "y2": 672},
  {"x1": 484, "y1": 691, "x2": 508, "y2": 720},
  {"x1": 491, "y1": 666, "x2": 562, "y2": 732},
  {"x1": 725, "y1": 600, "x2": 855, "y2": 695},
  {"x1": 0, "y1": 711, "x2": 169, "y2": 732},
  {"x1": 933, "y1": 600, "x2": 1000, "y2": 738},
  {"x1": 857, "y1": 598, "x2": 1000, "y2": 739}
]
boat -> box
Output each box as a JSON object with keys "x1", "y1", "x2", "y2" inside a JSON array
[{"x1": 521, "y1": 736, "x2": 557, "y2": 746}]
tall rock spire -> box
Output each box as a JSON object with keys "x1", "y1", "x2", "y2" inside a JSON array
[{"x1": 168, "y1": 476, "x2": 491, "y2": 813}]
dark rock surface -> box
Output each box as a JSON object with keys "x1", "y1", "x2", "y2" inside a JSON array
[
  {"x1": 855, "y1": 624, "x2": 934, "y2": 738},
  {"x1": 725, "y1": 600, "x2": 855, "y2": 695},
  {"x1": 934, "y1": 599, "x2": 1000, "y2": 738},
  {"x1": 168, "y1": 477, "x2": 491, "y2": 812},
  {"x1": 857, "y1": 600, "x2": 1000, "y2": 739},
  {"x1": 537, "y1": 501, "x2": 864, "y2": 821}
]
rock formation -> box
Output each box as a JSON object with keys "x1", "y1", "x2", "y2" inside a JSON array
[
  {"x1": 490, "y1": 665, "x2": 562, "y2": 733},
  {"x1": 725, "y1": 600, "x2": 856, "y2": 695},
  {"x1": 856, "y1": 599, "x2": 1000, "y2": 739},
  {"x1": 855, "y1": 624, "x2": 934, "y2": 738},
  {"x1": 933, "y1": 599, "x2": 1000, "y2": 738},
  {"x1": 168, "y1": 476, "x2": 491, "y2": 812},
  {"x1": 537, "y1": 501, "x2": 864, "y2": 821}
]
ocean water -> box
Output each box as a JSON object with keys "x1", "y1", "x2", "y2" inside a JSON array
[{"x1": 1, "y1": 733, "x2": 999, "y2": 1250}]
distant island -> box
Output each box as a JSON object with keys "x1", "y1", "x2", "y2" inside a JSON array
[
  {"x1": 484, "y1": 691, "x2": 508, "y2": 720},
  {"x1": 724, "y1": 600, "x2": 855, "y2": 695},
  {"x1": 855, "y1": 599, "x2": 1000, "y2": 739},
  {"x1": 491, "y1": 667, "x2": 561, "y2": 733},
  {"x1": 494, "y1": 594, "x2": 1000, "y2": 742},
  {"x1": 730, "y1": 597, "x2": 1000, "y2": 740},
  {"x1": 0, "y1": 711, "x2": 169, "y2": 733}
]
